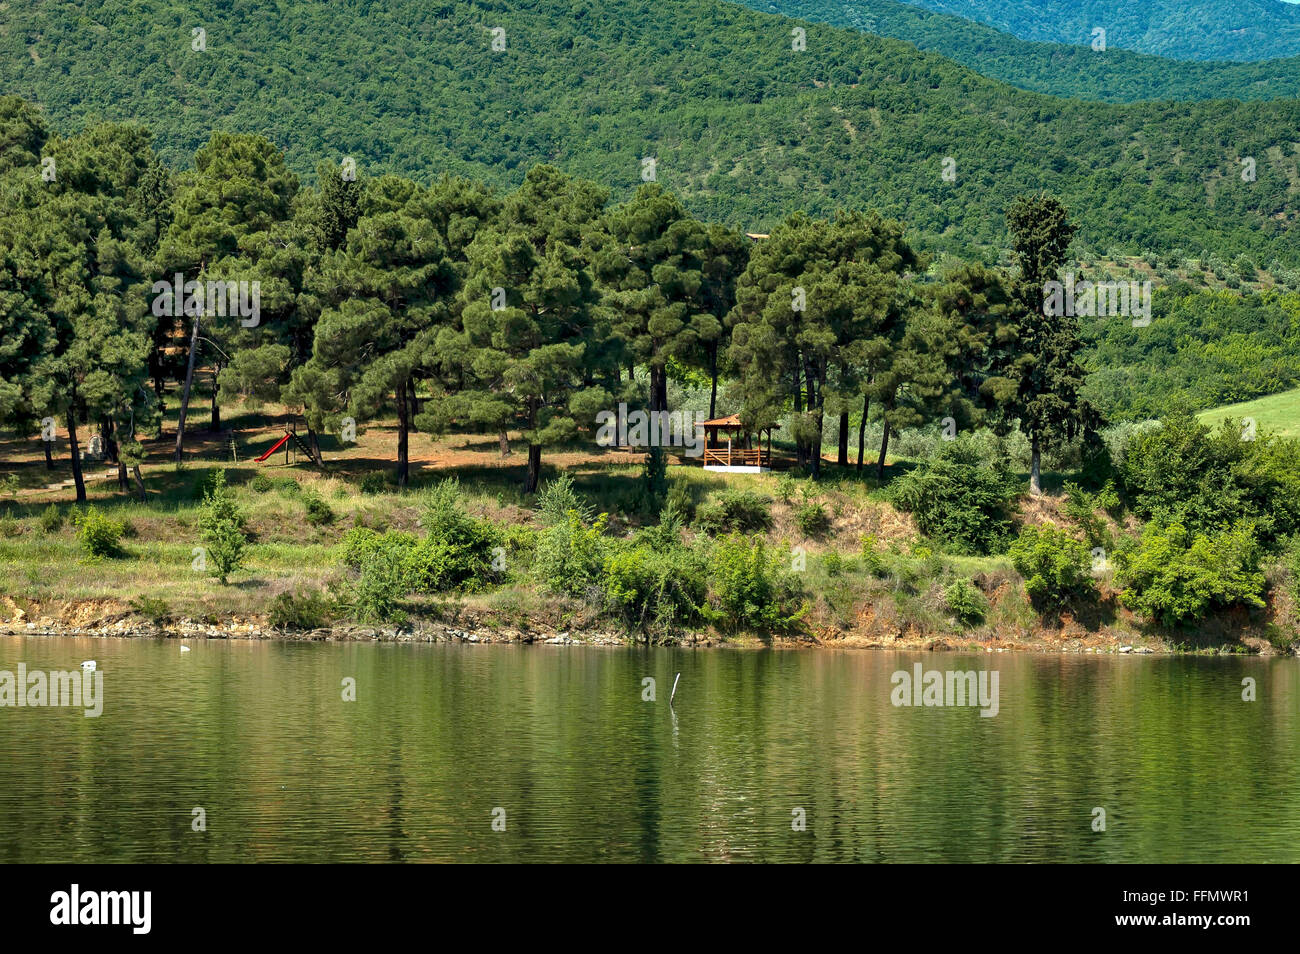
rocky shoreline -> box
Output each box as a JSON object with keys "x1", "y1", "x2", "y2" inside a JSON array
[{"x1": 6, "y1": 617, "x2": 1280, "y2": 656}]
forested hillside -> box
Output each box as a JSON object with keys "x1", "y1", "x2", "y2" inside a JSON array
[
  {"x1": 1082, "y1": 287, "x2": 1300, "y2": 421},
  {"x1": 897, "y1": 0, "x2": 1300, "y2": 61},
  {"x1": 2, "y1": 0, "x2": 1300, "y2": 265},
  {"x1": 747, "y1": 0, "x2": 1300, "y2": 102}
]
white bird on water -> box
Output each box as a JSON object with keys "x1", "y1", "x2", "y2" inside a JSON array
[
  {"x1": 80, "y1": 660, "x2": 96, "y2": 671},
  {"x1": 180, "y1": 646, "x2": 191, "y2": 653}
]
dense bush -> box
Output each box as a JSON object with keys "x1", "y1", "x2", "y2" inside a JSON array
[
  {"x1": 76, "y1": 508, "x2": 123, "y2": 559},
  {"x1": 944, "y1": 579, "x2": 988, "y2": 628},
  {"x1": 602, "y1": 541, "x2": 707, "y2": 635},
  {"x1": 340, "y1": 527, "x2": 418, "y2": 570},
  {"x1": 337, "y1": 485, "x2": 501, "y2": 595},
  {"x1": 1008, "y1": 524, "x2": 1094, "y2": 610},
  {"x1": 888, "y1": 448, "x2": 1019, "y2": 554},
  {"x1": 302, "y1": 491, "x2": 335, "y2": 526},
  {"x1": 1120, "y1": 412, "x2": 1300, "y2": 546},
  {"x1": 416, "y1": 480, "x2": 502, "y2": 592},
  {"x1": 268, "y1": 589, "x2": 333, "y2": 631},
  {"x1": 702, "y1": 534, "x2": 805, "y2": 633},
  {"x1": 794, "y1": 501, "x2": 831, "y2": 538},
  {"x1": 1113, "y1": 521, "x2": 1266, "y2": 626},
  {"x1": 694, "y1": 489, "x2": 773, "y2": 536},
  {"x1": 535, "y1": 511, "x2": 610, "y2": 596},
  {"x1": 248, "y1": 474, "x2": 273, "y2": 493},
  {"x1": 341, "y1": 551, "x2": 410, "y2": 625}
]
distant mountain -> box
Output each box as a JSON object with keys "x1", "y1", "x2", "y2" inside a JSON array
[
  {"x1": 3, "y1": 0, "x2": 1300, "y2": 266},
  {"x1": 742, "y1": 0, "x2": 1300, "y2": 100},
  {"x1": 897, "y1": 0, "x2": 1300, "y2": 61}
]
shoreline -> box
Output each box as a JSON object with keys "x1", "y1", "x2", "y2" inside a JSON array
[{"x1": 3, "y1": 616, "x2": 1290, "y2": 657}]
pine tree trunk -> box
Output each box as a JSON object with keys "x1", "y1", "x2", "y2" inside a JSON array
[
  {"x1": 174, "y1": 313, "x2": 201, "y2": 462},
  {"x1": 102, "y1": 418, "x2": 119, "y2": 464},
  {"x1": 132, "y1": 464, "x2": 146, "y2": 502},
  {"x1": 526, "y1": 443, "x2": 542, "y2": 494},
  {"x1": 499, "y1": 431, "x2": 511, "y2": 457},
  {"x1": 309, "y1": 427, "x2": 321, "y2": 464},
  {"x1": 792, "y1": 366, "x2": 805, "y2": 468},
  {"x1": 649, "y1": 365, "x2": 668, "y2": 414},
  {"x1": 837, "y1": 411, "x2": 849, "y2": 466},
  {"x1": 395, "y1": 381, "x2": 410, "y2": 489},
  {"x1": 1030, "y1": 438, "x2": 1043, "y2": 495},
  {"x1": 877, "y1": 420, "x2": 891, "y2": 481},
  {"x1": 708, "y1": 346, "x2": 719, "y2": 420},
  {"x1": 68, "y1": 412, "x2": 86, "y2": 504},
  {"x1": 857, "y1": 393, "x2": 870, "y2": 471},
  {"x1": 208, "y1": 364, "x2": 221, "y2": 432}
]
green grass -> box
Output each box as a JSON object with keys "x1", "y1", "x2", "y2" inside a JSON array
[{"x1": 1197, "y1": 388, "x2": 1300, "y2": 439}]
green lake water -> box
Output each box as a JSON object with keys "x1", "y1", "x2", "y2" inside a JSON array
[{"x1": 1, "y1": 636, "x2": 1296, "y2": 862}]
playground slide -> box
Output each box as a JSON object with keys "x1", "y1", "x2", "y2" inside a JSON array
[{"x1": 254, "y1": 433, "x2": 292, "y2": 463}]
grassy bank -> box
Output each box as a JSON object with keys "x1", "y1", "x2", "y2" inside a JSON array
[{"x1": 2, "y1": 404, "x2": 1296, "y2": 656}]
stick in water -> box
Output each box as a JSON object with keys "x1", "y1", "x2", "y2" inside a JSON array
[{"x1": 670, "y1": 672, "x2": 681, "y2": 705}]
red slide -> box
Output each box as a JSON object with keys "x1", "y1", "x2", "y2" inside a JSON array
[{"x1": 254, "y1": 433, "x2": 292, "y2": 463}]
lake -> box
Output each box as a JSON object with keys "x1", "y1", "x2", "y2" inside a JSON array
[{"x1": 1, "y1": 636, "x2": 1296, "y2": 862}]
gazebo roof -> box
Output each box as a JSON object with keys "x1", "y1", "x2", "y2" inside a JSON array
[
  {"x1": 699, "y1": 414, "x2": 777, "y2": 430},
  {"x1": 699, "y1": 414, "x2": 743, "y2": 428}
]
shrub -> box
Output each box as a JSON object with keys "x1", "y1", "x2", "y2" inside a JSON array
[
  {"x1": 273, "y1": 476, "x2": 300, "y2": 495},
  {"x1": 129, "y1": 595, "x2": 172, "y2": 626},
  {"x1": 190, "y1": 469, "x2": 227, "y2": 502},
  {"x1": 197, "y1": 469, "x2": 249, "y2": 585},
  {"x1": 694, "y1": 488, "x2": 773, "y2": 536},
  {"x1": 822, "y1": 550, "x2": 844, "y2": 577},
  {"x1": 775, "y1": 474, "x2": 797, "y2": 505},
  {"x1": 535, "y1": 511, "x2": 609, "y2": 596},
  {"x1": 1114, "y1": 521, "x2": 1266, "y2": 627},
  {"x1": 1008, "y1": 525, "x2": 1093, "y2": 610},
  {"x1": 602, "y1": 542, "x2": 706, "y2": 635},
  {"x1": 39, "y1": 504, "x2": 64, "y2": 533},
  {"x1": 1120, "y1": 411, "x2": 1300, "y2": 546},
  {"x1": 340, "y1": 527, "x2": 418, "y2": 570},
  {"x1": 944, "y1": 579, "x2": 987, "y2": 628},
  {"x1": 76, "y1": 508, "x2": 124, "y2": 559},
  {"x1": 1063, "y1": 482, "x2": 1115, "y2": 550},
  {"x1": 268, "y1": 590, "x2": 333, "y2": 631},
  {"x1": 416, "y1": 479, "x2": 502, "y2": 592},
  {"x1": 537, "y1": 473, "x2": 594, "y2": 525},
  {"x1": 248, "y1": 474, "x2": 273, "y2": 493},
  {"x1": 663, "y1": 477, "x2": 696, "y2": 522},
  {"x1": 702, "y1": 534, "x2": 805, "y2": 634},
  {"x1": 888, "y1": 453, "x2": 1018, "y2": 554},
  {"x1": 302, "y1": 491, "x2": 335, "y2": 526},
  {"x1": 359, "y1": 471, "x2": 390, "y2": 495},
  {"x1": 794, "y1": 501, "x2": 831, "y2": 538},
  {"x1": 341, "y1": 551, "x2": 410, "y2": 625}
]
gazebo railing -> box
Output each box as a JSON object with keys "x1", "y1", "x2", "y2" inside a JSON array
[{"x1": 703, "y1": 447, "x2": 769, "y2": 467}]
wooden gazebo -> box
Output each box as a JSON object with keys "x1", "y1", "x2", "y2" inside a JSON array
[{"x1": 699, "y1": 414, "x2": 777, "y2": 472}]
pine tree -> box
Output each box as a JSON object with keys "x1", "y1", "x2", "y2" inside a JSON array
[
  {"x1": 157, "y1": 132, "x2": 298, "y2": 459},
  {"x1": 455, "y1": 166, "x2": 612, "y2": 493}
]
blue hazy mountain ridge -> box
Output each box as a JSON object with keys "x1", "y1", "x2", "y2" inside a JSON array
[
  {"x1": 742, "y1": 0, "x2": 1300, "y2": 100},
  {"x1": 895, "y1": 0, "x2": 1300, "y2": 61}
]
